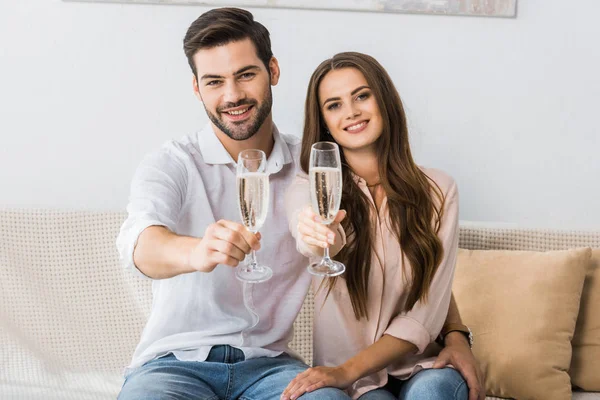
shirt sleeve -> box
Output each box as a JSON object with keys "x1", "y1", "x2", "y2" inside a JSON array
[
  {"x1": 383, "y1": 179, "x2": 459, "y2": 354},
  {"x1": 116, "y1": 145, "x2": 189, "y2": 279},
  {"x1": 284, "y1": 173, "x2": 346, "y2": 258}
]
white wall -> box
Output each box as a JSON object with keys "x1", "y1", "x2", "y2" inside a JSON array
[{"x1": 1, "y1": 0, "x2": 598, "y2": 229}]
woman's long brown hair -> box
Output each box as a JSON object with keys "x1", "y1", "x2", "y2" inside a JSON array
[{"x1": 300, "y1": 52, "x2": 445, "y2": 320}]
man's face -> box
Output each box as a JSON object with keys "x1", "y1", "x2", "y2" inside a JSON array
[{"x1": 192, "y1": 39, "x2": 279, "y2": 141}]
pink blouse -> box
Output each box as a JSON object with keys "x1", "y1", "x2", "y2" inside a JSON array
[{"x1": 285, "y1": 167, "x2": 459, "y2": 399}]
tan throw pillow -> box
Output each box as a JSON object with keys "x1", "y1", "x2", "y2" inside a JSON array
[
  {"x1": 570, "y1": 249, "x2": 600, "y2": 390},
  {"x1": 453, "y1": 248, "x2": 591, "y2": 400}
]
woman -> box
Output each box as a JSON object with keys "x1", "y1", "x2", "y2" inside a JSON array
[{"x1": 282, "y1": 52, "x2": 467, "y2": 400}]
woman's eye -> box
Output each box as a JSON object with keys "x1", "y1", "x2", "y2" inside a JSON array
[
  {"x1": 327, "y1": 103, "x2": 341, "y2": 111},
  {"x1": 356, "y1": 92, "x2": 370, "y2": 101}
]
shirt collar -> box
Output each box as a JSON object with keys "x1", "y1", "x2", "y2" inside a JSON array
[
  {"x1": 196, "y1": 124, "x2": 235, "y2": 165},
  {"x1": 196, "y1": 123, "x2": 293, "y2": 174}
]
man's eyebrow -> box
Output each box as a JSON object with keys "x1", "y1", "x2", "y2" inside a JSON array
[
  {"x1": 200, "y1": 65, "x2": 261, "y2": 81},
  {"x1": 234, "y1": 65, "x2": 261, "y2": 75},
  {"x1": 322, "y1": 85, "x2": 370, "y2": 106}
]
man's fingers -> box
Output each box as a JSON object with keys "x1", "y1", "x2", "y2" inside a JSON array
[
  {"x1": 214, "y1": 220, "x2": 260, "y2": 252},
  {"x1": 210, "y1": 240, "x2": 246, "y2": 262},
  {"x1": 209, "y1": 249, "x2": 240, "y2": 267},
  {"x1": 211, "y1": 225, "x2": 252, "y2": 254}
]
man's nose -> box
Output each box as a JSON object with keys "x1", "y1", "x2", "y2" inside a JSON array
[{"x1": 223, "y1": 81, "x2": 246, "y2": 105}]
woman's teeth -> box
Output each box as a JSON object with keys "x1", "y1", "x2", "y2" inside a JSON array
[{"x1": 347, "y1": 121, "x2": 366, "y2": 131}]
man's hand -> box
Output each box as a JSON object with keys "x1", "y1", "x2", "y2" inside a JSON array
[
  {"x1": 433, "y1": 332, "x2": 485, "y2": 400},
  {"x1": 189, "y1": 219, "x2": 261, "y2": 273},
  {"x1": 280, "y1": 366, "x2": 353, "y2": 400}
]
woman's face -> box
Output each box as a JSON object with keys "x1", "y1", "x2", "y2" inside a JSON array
[{"x1": 318, "y1": 67, "x2": 383, "y2": 154}]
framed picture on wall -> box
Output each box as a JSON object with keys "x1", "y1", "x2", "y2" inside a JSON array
[{"x1": 63, "y1": 0, "x2": 518, "y2": 18}]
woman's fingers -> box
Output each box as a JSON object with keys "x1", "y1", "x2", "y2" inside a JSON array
[
  {"x1": 333, "y1": 209, "x2": 347, "y2": 224},
  {"x1": 298, "y1": 210, "x2": 336, "y2": 246},
  {"x1": 298, "y1": 224, "x2": 330, "y2": 248}
]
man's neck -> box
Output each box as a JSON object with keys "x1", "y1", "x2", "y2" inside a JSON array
[{"x1": 213, "y1": 118, "x2": 275, "y2": 162}]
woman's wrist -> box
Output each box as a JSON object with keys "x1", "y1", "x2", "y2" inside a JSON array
[
  {"x1": 340, "y1": 359, "x2": 365, "y2": 383},
  {"x1": 444, "y1": 330, "x2": 470, "y2": 347}
]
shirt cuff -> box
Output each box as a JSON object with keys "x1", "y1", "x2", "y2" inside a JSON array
[
  {"x1": 116, "y1": 218, "x2": 169, "y2": 280},
  {"x1": 383, "y1": 316, "x2": 432, "y2": 355}
]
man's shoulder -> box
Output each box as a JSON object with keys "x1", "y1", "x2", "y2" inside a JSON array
[
  {"x1": 279, "y1": 132, "x2": 301, "y2": 146},
  {"x1": 139, "y1": 132, "x2": 199, "y2": 170},
  {"x1": 278, "y1": 131, "x2": 302, "y2": 160},
  {"x1": 156, "y1": 132, "x2": 199, "y2": 157}
]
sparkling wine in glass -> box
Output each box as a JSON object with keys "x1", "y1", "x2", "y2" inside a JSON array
[
  {"x1": 236, "y1": 149, "x2": 272, "y2": 283},
  {"x1": 308, "y1": 141, "x2": 346, "y2": 277}
]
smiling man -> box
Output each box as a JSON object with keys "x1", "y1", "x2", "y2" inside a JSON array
[{"x1": 116, "y1": 8, "x2": 350, "y2": 400}]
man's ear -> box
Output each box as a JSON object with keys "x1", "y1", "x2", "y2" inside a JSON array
[
  {"x1": 269, "y1": 57, "x2": 280, "y2": 86},
  {"x1": 192, "y1": 75, "x2": 202, "y2": 102}
]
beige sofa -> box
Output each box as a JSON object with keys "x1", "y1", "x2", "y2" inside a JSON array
[{"x1": 0, "y1": 210, "x2": 598, "y2": 399}]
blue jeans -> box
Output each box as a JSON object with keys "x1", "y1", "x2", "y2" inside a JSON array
[
  {"x1": 118, "y1": 345, "x2": 350, "y2": 400},
  {"x1": 357, "y1": 368, "x2": 467, "y2": 400}
]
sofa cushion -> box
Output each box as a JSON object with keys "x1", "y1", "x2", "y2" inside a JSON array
[
  {"x1": 453, "y1": 248, "x2": 590, "y2": 400},
  {"x1": 570, "y1": 250, "x2": 600, "y2": 391}
]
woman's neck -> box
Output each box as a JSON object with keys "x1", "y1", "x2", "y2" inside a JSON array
[{"x1": 343, "y1": 148, "x2": 380, "y2": 186}]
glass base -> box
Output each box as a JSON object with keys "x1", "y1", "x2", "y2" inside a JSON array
[
  {"x1": 236, "y1": 264, "x2": 273, "y2": 283},
  {"x1": 308, "y1": 259, "x2": 345, "y2": 277}
]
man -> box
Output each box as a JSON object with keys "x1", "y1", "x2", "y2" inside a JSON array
[{"x1": 117, "y1": 7, "x2": 483, "y2": 400}]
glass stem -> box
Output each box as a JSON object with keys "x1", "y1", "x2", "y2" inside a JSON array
[
  {"x1": 322, "y1": 222, "x2": 332, "y2": 262},
  {"x1": 323, "y1": 246, "x2": 331, "y2": 262},
  {"x1": 250, "y1": 249, "x2": 258, "y2": 269}
]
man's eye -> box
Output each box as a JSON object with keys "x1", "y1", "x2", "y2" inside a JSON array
[
  {"x1": 240, "y1": 73, "x2": 255, "y2": 80},
  {"x1": 206, "y1": 80, "x2": 221, "y2": 86}
]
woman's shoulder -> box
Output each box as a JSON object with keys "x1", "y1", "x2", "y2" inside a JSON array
[{"x1": 419, "y1": 166, "x2": 457, "y2": 196}]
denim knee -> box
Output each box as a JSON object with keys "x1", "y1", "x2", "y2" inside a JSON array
[
  {"x1": 399, "y1": 368, "x2": 467, "y2": 400},
  {"x1": 300, "y1": 387, "x2": 351, "y2": 400}
]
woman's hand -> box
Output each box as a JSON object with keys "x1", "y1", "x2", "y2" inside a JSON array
[
  {"x1": 280, "y1": 366, "x2": 354, "y2": 400},
  {"x1": 297, "y1": 205, "x2": 346, "y2": 252}
]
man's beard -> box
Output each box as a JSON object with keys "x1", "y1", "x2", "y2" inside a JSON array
[{"x1": 204, "y1": 87, "x2": 273, "y2": 141}]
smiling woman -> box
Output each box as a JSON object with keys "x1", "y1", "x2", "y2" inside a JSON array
[
  {"x1": 283, "y1": 51, "x2": 470, "y2": 400},
  {"x1": 64, "y1": 0, "x2": 517, "y2": 17}
]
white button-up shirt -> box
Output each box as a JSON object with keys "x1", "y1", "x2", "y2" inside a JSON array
[{"x1": 117, "y1": 124, "x2": 311, "y2": 372}]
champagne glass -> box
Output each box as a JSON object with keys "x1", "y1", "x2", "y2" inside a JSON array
[
  {"x1": 307, "y1": 142, "x2": 346, "y2": 277},
  {"x1": 236, "y1": 149, "x2": 273, "y2": 283}
]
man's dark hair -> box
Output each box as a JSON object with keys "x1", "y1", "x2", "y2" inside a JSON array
[{"x1": 183, "y1": 8, "x2": 273, "y2": 77}]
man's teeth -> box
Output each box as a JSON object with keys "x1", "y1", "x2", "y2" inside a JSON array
[
  {"x1": 227, "y1": 108, "x2": 249, "y2": 115},
  {"x1": 347, "y1": 121, "x2": 366, "y2": 131}
]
